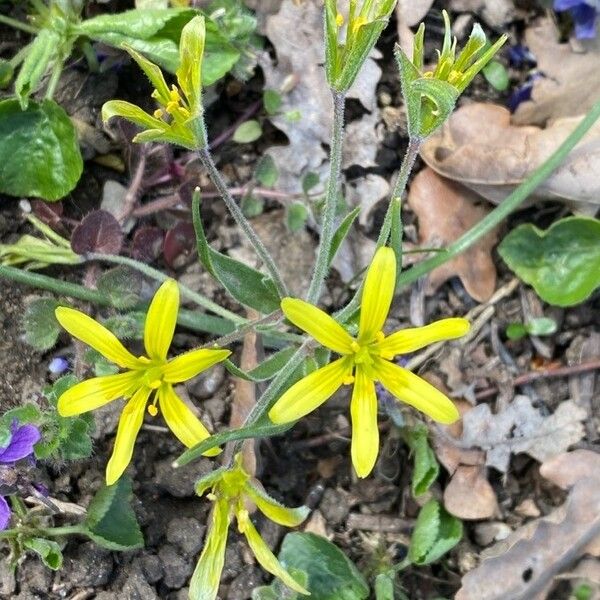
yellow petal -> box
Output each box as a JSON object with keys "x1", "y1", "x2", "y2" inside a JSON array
[
  {"x1": 105, "y1": 386, "x2": 151, "y2": 485},
  {"x1": 162, "y1": 348, "x2": 231, "y2": 383},
  {"x1": 373, "y1": 358, "x2": 459, "y2": 424},
  {"x1": 281, "y1": 297, "x2": 354, "y2": 355},
  {"x1": 268, "y1": 357, "x2": 352, "y2": 424},
  {"x1": 144, "y1": 279, "x2": 179, "y2": 360},
  {"x1": 359, "y1": 247, "x2": 396, "y2": 343},
  {"x1": 377, "y1": 318, "x2": 470, "y2": 358},
  {"x1": 350, "y1": 368, "x2": 379, "y2": 478},
  {"x1": 239, "y1": 512, "x2": 309, "y2": 595},
  {"x1": 189, "y1": 498, "x2": 231, "y2": 600},
  {"x1": 55, "y1": 307, "x2": 140, "y2": 369},
  {"x1": 57, "y1": 371, "x2": 141, "y2": 417},
  {"x1": 245, "y1": 483, "x2": 309, "y2": 527},
  {"x1": 158, "y1": 384, "x2": 220, "y2": 456}
]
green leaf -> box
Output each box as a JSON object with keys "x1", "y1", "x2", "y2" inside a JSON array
[
  {"x1": 329, "y1": 206, "x2": 360, "y2": 265},
  {"x1": 277, "y1": 533, "x2": 369, "y2": 600},
  {"x1": 254, "y1": 155, "x2": 278, "y2": 187},
  {"x1": 0, "y1": 59, "x2": 13, "y2": 88},
  {"x1": 83, "y1": 476, "x2": 144, "y2": 551},
  {"x1": 505, "y1": 322, "x2": 527, "y2": 340},
  {"x1": 525, "y1": 316, "x2": 557, "y2": 336},
  {"x1": 78, "y1": 9, "x2": 239, "y2": 83},
  {"x1": 23, "y1": 538, "x2": 63, "y2": 570},
  {"x1": 0, "y1": 99, "x2": 83, "y2": 201},
  {"x1": 374, "y1": 573, "x2": 395, "y2": 600},
  {"x1": 263, "y1": 89, "x2": 283, "y2": 115},
  {"x1": 22, "y1": 298, "x2": 61, "y2": 351},
  {"x1": 408, "y1": 500, "x2": 462, "y2": 566},
  {"x1": 233, "y1": 119, "x2": 262, "y2": 143},
  {"x1": 498, "y1": 217, "x2": 600, "y2": 306},
  {"x1": 224, "y1": 346, "x2": 298, "y2": 382},
  {"x1": 97, "y1": 266, "x2": 142, "y2": 310},
  {"x1": 482, "y1": 60, "x2": 509, "y2": 91},
  {"x1": 287, "y1": 202, "x2": 309, "y2": 233},
  {"x1": 302, "y1": 172, "x2": 320, "y2": 195},
  {"x1": 192, "y1": 190, "x2": 281, "y2": 312},
  {"x1": 252, "y1": 568, "x2": 308, "y2": 600},
  {"x1": 15, "y1": 29, "x2": 61, "y2": 107},
  {"x1": 175, "y1": 417, "x2": 293, "y2": 467},
  {"x1": 36, "y1": 375, "x2": 95, "y2": 461},
  {"x1": 507, "y1": 317, "x2": 557, "y2": 340},
  {"x1": 241, "y1": 195, "x2": 265, "y2": 218},
  {"x1": 405, "y1": 424, "x2": 440, "y2": 497}
]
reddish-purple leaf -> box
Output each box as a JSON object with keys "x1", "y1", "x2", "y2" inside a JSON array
[
  {"x1": 163, "y1": 221, "x2": 195, "y2": 268},
  {"x1": 131, "y1": 226, "x2": 164, "y2": 263},
  {"x1": 71, "y1": 210, "x2": 123, "y2": 255}
]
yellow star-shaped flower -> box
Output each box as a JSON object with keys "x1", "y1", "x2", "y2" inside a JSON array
[
  {"x1": 269, "y1": 247, "x2": 470, "y2": 478},
  {"x1": 55, "y1": 280, "x2": 230, "y2": 485}
]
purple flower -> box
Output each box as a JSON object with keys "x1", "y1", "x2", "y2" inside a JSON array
[
  {"x1": 555, "y1": 0, "x2": 599, "y2": 39},
  {"x1": 0, "y1": 421, "x2": 40, "y2": 530}
]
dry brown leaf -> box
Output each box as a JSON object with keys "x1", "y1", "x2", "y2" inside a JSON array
[
  {"x1": 514, "y1": 18, "x2": 600, "y2": 126},
  {"x1": 262, "y1": 0, "x2": 381, "y2": 193},
  {"x1": 457, "y1": 452, "x2": 600, "y2": 600},
  {"x1": 230, "y1": 310, "x2": 260, "y2": 477},
  {"x1": 407, "y1": 167, "x2": 498, "y2": 302},
  {"x1": 444, "y1": 465, "x2": 499, "y2": 520},
  {"x1": 540, "y1": 449, "x2": 600, "y2": 490},
  {"x1": 421, "y1": 103, "x2": 600, "y2": 212},
  {"x1": 460, "y1": 396, "x2": 587, "y2": 473}
]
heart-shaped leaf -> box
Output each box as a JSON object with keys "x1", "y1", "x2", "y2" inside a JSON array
[
  {"x1": 498, "y1": 217, "x2": 600, "y2": 306},
  {"x1": 0, "y1": 99, "x2": 83, "y2": 201}
]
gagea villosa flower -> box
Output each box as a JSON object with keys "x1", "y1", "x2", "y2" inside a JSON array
[
  {"x1": 269, "y1": 247, "x2": 470, "y2": 478},
  {"x1": 55, "y1": 279, "x2": 230, "y2": 485}
]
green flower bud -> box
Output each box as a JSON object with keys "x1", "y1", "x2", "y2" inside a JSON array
[
  {"x1": 396, "y1": 10, "x2": 507, "y2": 138},
  {"x1": 325, "y1": 0, "x2": 397, "y2": 93}
]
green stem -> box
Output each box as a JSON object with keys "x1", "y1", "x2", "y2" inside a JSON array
[
  {"x1": 376, "y1": 137, "x2": 421, "y2": 248},
  {"x1": 44, "y1": 60, "x2": 63, "y2": 100},
  {"x1": 306, "y1": 90, "x2": 346, "y2": 304},
  {"x1": 395, "y1": 100, "x2": 600, "y2": 291},
  {"x1": 226, "y1": 339, "x2": 312, "y2": 459},
  {"x1": 0, "y1": 264, "x2": 232, "y2": 336},
  {"x1": 198, "y1": 148, "x2": 289, "y2": 299},
  {"x1": 0, "y1": 14, "x2": 38, "y2": 35},
  {"x1": 0, "y1": 524, "x2": 86, "y2": 539},
  {"x1": 84, "y1": 253, "x2": 244, "y2": 325},
  {"x1": 37, "y1": 525, "x2": 87, "y2": 537},
  {"x1": 336, "y1": 136, "x2": 420, "y2": 322}
]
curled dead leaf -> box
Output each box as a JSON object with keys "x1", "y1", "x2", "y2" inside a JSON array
[
  {"x1": 457, "y1": 451, "x2": 600, "y2": 599},
  {"x1": 444, "y1": 465, "x2": 499, "y2": 520},
  {"x1": 421, "y1": 103, "x2": 600, "y2": 212},
  {"x1": 407, "y1": 167, "x2": 498, "y2": 302}
]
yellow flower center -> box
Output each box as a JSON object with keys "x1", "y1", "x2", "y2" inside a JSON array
[{"x1": 347, "y1": 331, "x2": 387, "y2": 379}]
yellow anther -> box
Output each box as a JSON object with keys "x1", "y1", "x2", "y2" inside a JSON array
[
  {"x1": 351, "y1": 16, "x2": 367, "y2": 33},
  {"x1": 343, "y1": 374, "x2": 355, "y2": 385},
  {"x1": 350, "y1": 340, "x2": 361, "y2": 353},
  {"x1": 153, "y1": 108, "x2": 164, "y2": 119},
  {"x1": 206, "y1": 492, "x2": 217, "y2": 502},
  {"x1": 375, "y1": 331, "x2": 385, "y2": 343},
  {"x1": 336, "y1": 12, "x2": 344, "y2": 27},
  {"x1": 147, "y1": 404, "x2": 158, "y2": 417},
  {"x1": 169, "y1": 85, "x2": 181, "y2": 102}
]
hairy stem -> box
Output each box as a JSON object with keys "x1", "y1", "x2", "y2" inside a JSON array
[
  {"x1": 0, "y1": 14, "x2": 38, "y2": 34},
  {"x1": 198, "y1": 147, "x2": 289, "y2": 299},
  {"x1": 336, "y1": 136, "x2": 420, "y2": 322},
  {"x1": 84, "y1": 252, "x2": 243, "y2": 324},
  {"x1": 306, "y1": 90, "x2": 346, "y2": 303}
]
